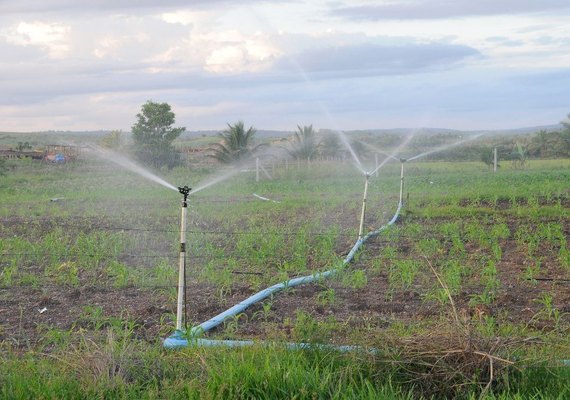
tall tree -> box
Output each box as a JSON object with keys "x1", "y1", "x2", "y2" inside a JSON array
[
  {"x1": 528, "y1": 129, "x2": 555, "y2": 158},
  {"x1": 208, "y1": 121, "x2": 262, "y2": 164},
  {"x1": 287, "y1": 125, "x2": 318, "y2": 161},
  {"x1": 131, "y1": 101, "x2": 185, "y2": 169}
]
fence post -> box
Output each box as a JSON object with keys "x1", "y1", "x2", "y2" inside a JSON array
[{"x1": 256, "y1": 157, "x2": 260, "y2": 182}]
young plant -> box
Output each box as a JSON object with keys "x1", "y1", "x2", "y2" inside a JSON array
[
  {"x1": 342, "y1": 269, "x2": 368, "y2": 289},
  {"x1": 316, "y1": 287, "x2": 336, "y2": 307}
]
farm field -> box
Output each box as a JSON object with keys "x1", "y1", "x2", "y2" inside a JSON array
[{"x1": 1, "y1": 154, "x2": 569, "y2": 398}]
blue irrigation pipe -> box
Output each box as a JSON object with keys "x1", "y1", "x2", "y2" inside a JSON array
[{"x1": 164, "y1": 199, "x2": 403, "y2": 349}]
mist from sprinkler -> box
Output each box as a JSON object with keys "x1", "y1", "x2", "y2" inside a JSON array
[
  {"x1": 246, "y1": 13, "x2": 366, "y2": 176},
  {"x1": 406, "y1": 133, "x2": 483, "y2": 162},
  {"x1": 88, "y1": 145, "x2": 178, "y2": 192},
  {"x1": 335, "y1": 130, "x2": 366, "y2": 174},
  {"x1": 364, "y1": 133, "x2": 415, "y2": 177},
  {"x1": 190, "y1": 167, "x2": 245, "y2": 196}
]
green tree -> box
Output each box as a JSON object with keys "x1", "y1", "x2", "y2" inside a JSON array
[
  {"x1": 528, "y1": 129, "x2": 557, "y2": 158},
  {"x1": 131, "y1": 101, "x2": 185, "y2": 169},
  {"x1": 16, "y1": 141, "x2": 32, "y2": 152},
  {"x1": 0, "y1": 158, "x2": 7, "y2": 176},
  {"x1": 99, "y1": 130, "x2": 123, "y2": 149},
  {"x1": 287, "y1": 125, "x2": 318, "y2": 161},
  {"x1": 320, "y1": 134, "x2": 341, "y2": 159},
  {"x1": 208, "y1": 121, "x2": 262, "y2": 164}
]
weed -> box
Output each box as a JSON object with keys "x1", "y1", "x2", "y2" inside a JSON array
[
  {"x1": 388, "y1": 259, "x2": 420, "y2": 289},
  {"x1": 416, "y1": 238, "x2": 440, "y2": 257},
  {"x1": 534, "y1": 293, "x2": 562, "y2": 327},
  {"x1": 316, "y1": 287, "x2": 336, "y2": 307},
  {"x1": 523, "y1": 259, "x2": 542, "y2": 284},
  {"x1": 252, "y1": 299, "x2": 274, "y2": 321},
  {"x1": 342, "y1": 269, "x2": 368, "y2": 289},
  {"x1": 46, "y1": 261, "x2": 79, "y2": 286}
]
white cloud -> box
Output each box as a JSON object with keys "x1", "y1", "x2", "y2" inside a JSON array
[
  {"x1": 0, "y1": 1, "x2": 569, "y2": 131},
  {"x1": 92, "y1": 32, "x2": 150, "y2": 59},
  {"x1": 197, "y1": 31, "x2": 282, "y2": 74},
  {"x1": 3, "y1": 20, "x2": 70, "y2": 58},
  {"x1": 161, "y1": 10, "x2": 202, "y2": 26}
]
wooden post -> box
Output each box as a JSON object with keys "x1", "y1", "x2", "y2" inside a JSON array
[{"x1": 493, "y1": 148, "x2": 497, "y2": 173}]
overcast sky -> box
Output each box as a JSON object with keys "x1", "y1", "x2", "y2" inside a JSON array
[{"x1": 1, "y1": 0, "x2": 570, "y2": 132}]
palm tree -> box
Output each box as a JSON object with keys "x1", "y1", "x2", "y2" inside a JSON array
[
  {"x1": 287, "y1": 125, "x2": 319, "y2": 161},
  {"x1": 208, "y1": 121, "x2": 262, "y2": 164},
  {"x1": 511, "y1": 142, "x2": 528, "y2": 169}
]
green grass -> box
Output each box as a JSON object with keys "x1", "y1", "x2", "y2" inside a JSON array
[{"x1": 1, "y1": 154, "x2": 569, "y2": 398}]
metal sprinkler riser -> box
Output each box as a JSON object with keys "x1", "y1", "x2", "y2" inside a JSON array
[{"x1": 175, "y1": 185, "x2": 191, "y2": 332}]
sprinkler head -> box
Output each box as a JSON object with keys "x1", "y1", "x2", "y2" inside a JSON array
[
  {"x1": 178, "y1": 185, "x2": 191, "y2": 203},
  {"x1": 399, "y1": 158, "x2": 407, "y2": 163}
]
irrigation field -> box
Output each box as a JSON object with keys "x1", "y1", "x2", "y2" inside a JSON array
[{"x1": 1, "y1": 155, "x2": 569, "y2": 398}]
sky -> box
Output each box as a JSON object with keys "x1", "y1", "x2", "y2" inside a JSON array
[{"x1": 1, "y1": 0, "x2": 570, "y2": 132}]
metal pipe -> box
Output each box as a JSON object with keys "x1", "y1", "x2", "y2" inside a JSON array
[
  {"x1": 358, "y1": 174, "x2": 369, "y2": 241},
  {"x1": 399, "y1": 160, "x2": 406, "y2": 206},
  {"x1": 175, "y1": 186, "x2": 191, "y2": 331}
]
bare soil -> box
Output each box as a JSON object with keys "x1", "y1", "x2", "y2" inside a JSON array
[{"x1": 1, "y1": 202, "x2": 569, "y2": 349}]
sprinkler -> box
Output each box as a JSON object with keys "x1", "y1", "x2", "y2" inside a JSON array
[
  {"x1": 358, "y1": 173, "x2": 370, "y2": 241},
  {"x1": 175, "y1": 185, "x2": 191, "y2": 332}
]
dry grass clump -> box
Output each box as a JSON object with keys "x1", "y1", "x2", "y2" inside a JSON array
[
  {"x1": 388, "y1": 320, "x2": 522, "y2": 399},
  {"x1": 378, "y1": 257, "x2": 529, "y2": 399}
]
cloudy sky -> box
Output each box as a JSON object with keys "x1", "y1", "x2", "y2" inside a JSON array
[{"x1": 1, "y1": 0, "x2": 570, "y2": 132}]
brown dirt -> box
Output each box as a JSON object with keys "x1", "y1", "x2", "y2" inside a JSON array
[{"x1": 1, "y1": 207, "x2": 569, "y2": 350}]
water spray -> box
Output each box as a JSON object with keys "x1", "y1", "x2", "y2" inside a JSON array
[
  {"x1": 357, "y1": 173, "x2": 370, "y2": 241},
  {"x1": 175, "y1": 185, "x2": 191, "y2": 332},
  {"x1": 406, "y1": 134, "x2": 483, "y2": 162}
]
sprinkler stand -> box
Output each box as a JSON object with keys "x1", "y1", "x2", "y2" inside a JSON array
[
  {"x1": 176, "y1": 185, "x2": 191, "y2": 332},
  {"x1": 399, "y1": 159, "x2": 406, "y2": 206},
  {"x1": 358, "y1": 173, "x2": 370, "y2": 241}
]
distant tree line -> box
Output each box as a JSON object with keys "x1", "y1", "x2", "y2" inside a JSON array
[{"x1": 97, "y1": 103, "x2": 570, "y2": 170}]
